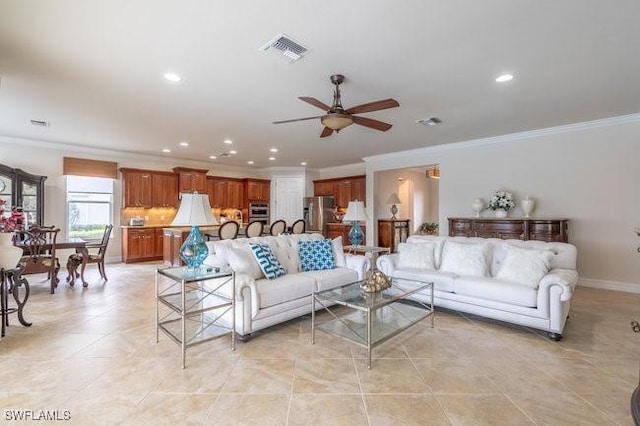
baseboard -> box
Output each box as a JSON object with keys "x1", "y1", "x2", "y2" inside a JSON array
[{"x1": 578, "y1": 278, "x2": 640, "y2": 294}]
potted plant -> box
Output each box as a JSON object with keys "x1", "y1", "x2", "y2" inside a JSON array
[{"x1": 417, "y1": 222, "x2": 439, "y2": 235}]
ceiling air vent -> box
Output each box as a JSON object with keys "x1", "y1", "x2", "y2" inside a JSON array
[
  {"x1": 416, "y1": 117, "x2": 442, "y2": 126},
  {"x1": 259, "y1": 33, "x2": 309, "y2": 63},
  {"x1": 30, "y1": 119, "x2": 50, "y2": 127}
]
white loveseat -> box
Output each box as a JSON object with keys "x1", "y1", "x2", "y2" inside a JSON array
[
  {"x1": 377, "y1": 235, "x2": 578, "y2": 340},
  {"x1": 203, "y1": 233, "x2": 369, "y2": 337}
]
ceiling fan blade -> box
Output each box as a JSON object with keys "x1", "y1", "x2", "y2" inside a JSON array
[
  {"x1": 352, "y1": 115, "x2": 393, "y2": 132},
  {"x1": 320, "y1": 126, "x2": 334, "y2": 138},
  {"x1": 345, "y1": 98, "x2": 399, "y2": 114},
  {"x1": 273, "y1": 115, "x2": 323, "y2": 124},
  {"x1": 299, "y1": 97, "x2": 331, "y2": 111}
]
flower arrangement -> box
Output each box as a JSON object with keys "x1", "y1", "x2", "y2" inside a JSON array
[
  {"x1": 0, "y1": 199, "x2": 24, "y2": 232},
  {"x1": 487, "y1": 189, "x2": 515, "y2": 211}
]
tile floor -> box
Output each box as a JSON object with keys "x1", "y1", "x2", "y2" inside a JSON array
[{"x1": 0, "y1": 262, "x2": 638, "y2": 425}]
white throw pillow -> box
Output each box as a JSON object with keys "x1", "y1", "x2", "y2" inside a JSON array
[
  {"x1": 495, "y1": 244, "x2": 554, "y2": 288},
  {"x1": 226, "y1": 246, "x2": 264, "y2": 280},
  {"x1": 440, "y1": 241, "x2": 490, "y2": 277},
  {"x1": 398, "y1": 242, "x2": 436, "y2": 269},
  {"x1": 331, "y1": 236, "x2": 346, "y2": 267}
]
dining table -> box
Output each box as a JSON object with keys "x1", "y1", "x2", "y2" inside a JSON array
[{"x1": 15, "y1": 237, "x2": 89, "y2": 288}]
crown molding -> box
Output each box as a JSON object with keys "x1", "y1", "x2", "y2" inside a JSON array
[{"x1": 363, "y1": 112, "x2": 640, "y2": 164}]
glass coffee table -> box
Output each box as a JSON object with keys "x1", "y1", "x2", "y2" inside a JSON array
[{"x1": 311, "y1": 277, "x2": 433, "y2": 369}]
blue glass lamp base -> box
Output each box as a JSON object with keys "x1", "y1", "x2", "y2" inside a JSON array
[
  {"x1": 348, "y1": 221, "x2": 364, "y2": 246},
  {"x1": 180, "y1": 225, "x2": 209, "y2": 270}
]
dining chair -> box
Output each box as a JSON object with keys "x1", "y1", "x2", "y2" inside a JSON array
[
  {"x1": 67, "y1": 224, "x2": 113, "y2": 286},
  {"x1": 269, "y1": 219, "x2": 287, "y2": 236},
  {"x1": 291, "y1": 219, "x2": 306, "y2": 234},
  {"x1": 16, "y1": 226, "x2": 60, "y2": 294},
  {"x1": 218, "y1": 221, "x2": 239, "y2": 240},
  {"x1": 245, "y1": 220, "x2": 264, "y2": 238}
]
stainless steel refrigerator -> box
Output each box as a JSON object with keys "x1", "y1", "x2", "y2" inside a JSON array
[{"x1": 303, "y1": 196, "x2": 335, "y2": 234}]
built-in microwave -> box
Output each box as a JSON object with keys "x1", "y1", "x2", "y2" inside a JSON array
[{"x1": 248, "y1": 203, "x2": 269, "y2": 218}]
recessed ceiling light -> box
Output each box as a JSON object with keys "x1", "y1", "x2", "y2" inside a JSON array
[
  {"x1": 224, "y1": 139, "x2": 233, "y2": 145},
  {"x1": 496, "y1": 73, "x2": 514, "y2": 83},
  {"x1": 269, "y1": 157, "x2": 276, "y2": 161},
  {"x1": 163, "y1": 72, "x2": 181, "y2": 83},
  {"x1": 270, "y1": 148, "x2": 278, "y2": 153},
  {"x1": 300, "y1": 162, "x2": 307, "y2": 166},
  {"x1": 247, "y1": 160, "x2": 254, "y2": 165},
  {"x1": 209, "y1": 155, "x2": 217, "y2": 160},
  {"x1": 162, "y1": 148, "x2": 171, "y2": 153},
  {"x1": 179, "y1": 141, "x2": 189, "y2": 147},
  {"x1": 229, "y1": 150, "x2": 237, "y2": 155}
]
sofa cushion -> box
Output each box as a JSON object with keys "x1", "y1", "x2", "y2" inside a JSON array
[
  {"x1": 300, "y1": 267, "x2": 358, "y2": 292},
  {"x1": 299, "y1": 239, "x2": 335, "y2": 271},
  {"x1": 249, "y1": 243, "x2": 287, "y2": 280},
  {"x1": 440, "y1": 241, "x2": 490, "y2": 277},
  {"x1": 393, "y1": 268, "x2": 456, "y2": 293},
  {"x1": 495, "y1": 244, "x2": 554, "y2": 288},
  {"x1": 227, "y1": 246, "x2": 264, "y2": 280},
  {"x1": 331, "y1": 236, "x2": 347, "y2": 267},
  {"x1": 398, "y1": 242, "x2": 436, "y2": 269},
  {"x1": 255, "y1": 273, "x2": 316, "y2": 308},
  {"x1": 454, "y1": 276, "x2": 538, "y2": 308}
]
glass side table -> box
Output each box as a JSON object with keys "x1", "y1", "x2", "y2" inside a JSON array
[
  {"x1": 155, "y1": 266, "x2": 235, "y2": 368},
  {"x1": 343, "y1": 245, "x2": 391, "y2": 271}
]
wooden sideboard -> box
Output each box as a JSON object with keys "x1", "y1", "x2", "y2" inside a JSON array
[
  {"x1": 326, "y1": 222, "x2": 366, "y2": 243},
  {"x1": 448, "y1": 217, "x2": 569, "y2": 243},
  {"x1": 378, "y1": 219, "x2": 409, "y2": 253}
]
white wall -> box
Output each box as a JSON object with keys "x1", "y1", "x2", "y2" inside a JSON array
[{"x1": 365, "y1": 115, "x2": 640, "y2": 291}]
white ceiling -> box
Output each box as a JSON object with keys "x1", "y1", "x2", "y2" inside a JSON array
[{"x1": 1, "y1": 1, "x2": 639, "y2": 169}]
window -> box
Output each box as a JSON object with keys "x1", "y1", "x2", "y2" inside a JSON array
[{"x1": 66, "y1": 176, "x2": 113, "y2": 239}]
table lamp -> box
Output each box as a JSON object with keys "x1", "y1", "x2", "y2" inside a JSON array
[
  {"x1": 171, "y1": 193, "x2": 217, "y2": 269},
  {"x1": 386, "y1": 193, "x2": 401, "y2": 220},
  {"x1": 342, "y1": 200, "x2": 369, "y2": 246}
]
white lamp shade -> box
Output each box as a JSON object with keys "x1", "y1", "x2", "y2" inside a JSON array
[
  {"x1": 171, "y1": 193, "x2": 217, "y2": 226},
  {"x1": 386, "y1": 193, "x2": 401, "y2": 205},
  {"x1": 342, "y1": 201, "x2": 369, "y2": 222}
]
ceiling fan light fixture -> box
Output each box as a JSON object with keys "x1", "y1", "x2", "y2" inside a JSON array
[{"x1": 321, "y1": 113, "x2": 353, "y2": 131}]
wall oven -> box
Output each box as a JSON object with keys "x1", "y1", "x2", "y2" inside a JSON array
[{"x1": 248, "y1": 203, "x2": 270, "y2": 225}]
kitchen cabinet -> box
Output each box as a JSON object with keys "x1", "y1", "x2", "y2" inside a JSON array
[
  {"x1": 313, "y1": 180, "x2": 334, "y2": 196},
  {"x1": 152, "y1": 172, "x2": 178, "y2": 208},
  {"x1": 245, "y1": 179, "x2": 270, "y2": 202},
  {"x1": 173, "y1": 167, "x2": 208, "y2": 193},
  {"x1": 121, "y1": 227, "x2": 159, "y2": 263},
  {"x1": 163, "y1": 228, "x2": 186, "y2": 267},
  {"x1": 378, "y1": 219, "x2": 409, "y2": 253},
  {"x1": 326, "y1": 222, "x2": 366, "y2": 243},
  {"x1": 207, "y1": 177, "x2": 245, "y2": 209},
  {"x1": 313, "y1": 175, "x2": 366, "y2": 208},
  {"x1": 447, "y1": 217, "x2": 569, "y2": 242},
  {"x1": 121, "y1": 169, "x2": 153, "y2": 208},
  {"x1": 0, "y1": 163, "x2": 46, "y2": 227}
]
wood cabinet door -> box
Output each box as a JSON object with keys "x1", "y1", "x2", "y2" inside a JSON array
[
  {"x1": 154, "y1": 228, "x2": 164, "y2": 257},
  {"x1": 334, "y1": 181, "x2": 351, "y2": 208},
  {"x1": 207, "y1": 178, "x2": 226, "y2": 208},
  {"x1": 351, "y1": 177, "x2": 366, "y2": 203},
  {"x1": 178, "y1": 171, "x2": 207, "y2": 193},
  {"x1": 227, "y1": 181, "x2": 244, "y2": 208},
  {"x1": 314, "y1": 181, "x2": 334, "y2": 196},
  {"x1": 246, "y1": 180, "x2": 270, "y2": 201},
  {"x1": 152, "y1": 173, "x2": 178, "y2": 207},
  {"x1": 123, "y1": 171, "x2": 153, "y2": 208}
]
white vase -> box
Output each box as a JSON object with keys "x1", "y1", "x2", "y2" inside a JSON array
[
  {"x1": 471, "y1": 198, "x2": 484, "y2": 217},
  {"x1": 495, "y1": 209, "x2": 508, "y2": 218},
  {"x1": 0, "y1": 232, "x2": 22, "y2": 270},
  {"x1": 521, "y1": 198, "x2": 535, "y2": 218}
]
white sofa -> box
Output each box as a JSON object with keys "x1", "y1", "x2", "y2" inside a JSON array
[
  {"x1": 203, "y1": 233, "x2": 369, "y2": 337},
  {"x1": 376, "y1": 235, "x2": 578, "y2": 340}
]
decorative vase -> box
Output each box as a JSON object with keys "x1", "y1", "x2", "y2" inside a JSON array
[
  {"x1": 472, "y1": 198, "x2": 484, "y2": 217},
  {"x1": 179, "y1": 225, "x2": 209, "y2": 270},
  {"x1": 521, "y1": 197, "x2": 535, "y2": 218},
  {"x1": 348, "y1": 221, "x2": 364, "y2": 246},
  {"x1": 0, "y1": 232, "x2": 22, "y2": 270},
  {"x1": 495, "y1": 209, "x2": 508, "y2": 218}
]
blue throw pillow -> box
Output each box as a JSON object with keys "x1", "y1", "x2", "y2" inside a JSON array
[
  {"x1": 299, "y1": 239, "x2": 335, "y2": 272},
  {"x1": 249, "y1": 243, "x2": 286, "y2": 280}
]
